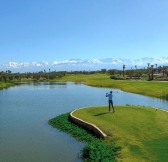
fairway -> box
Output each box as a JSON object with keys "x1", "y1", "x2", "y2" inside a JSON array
[
  {"x1": 58, "y1": 73, "x2": 168, "y2": 100},
  {"x1": 72, "y1": 106, "x2": 168, "y2": 162}
]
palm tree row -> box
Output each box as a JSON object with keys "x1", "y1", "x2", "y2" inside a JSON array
[{"x1": 121, "y1": 63, "x2": 168, "y2": 80}]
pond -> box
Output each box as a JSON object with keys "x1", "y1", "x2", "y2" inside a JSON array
[{"x1": 0, "y1": 82, "x2": 168, "y2": 162}]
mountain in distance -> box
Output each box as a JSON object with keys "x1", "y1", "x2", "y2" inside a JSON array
[
  {"x1": 100, "y1": 57, "x2": 168, "y2": 67},
  {"x1": 1, "y1": 57, "x2": 168, "y2": 72}
]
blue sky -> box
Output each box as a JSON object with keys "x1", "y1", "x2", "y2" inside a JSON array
[{"x1": 0, "y1": 0, "x2": 168, "y2": 71}]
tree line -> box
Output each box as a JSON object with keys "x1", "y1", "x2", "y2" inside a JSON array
[
  {"x1": 0, "y1": 71, "x2": 66, "y2": 82},
  {"x1": 1, "y1": 64, "x2": 168, "y2": 82},
  {"x1": 109, "y1": 64, "x2": 168, "y2": 81}
]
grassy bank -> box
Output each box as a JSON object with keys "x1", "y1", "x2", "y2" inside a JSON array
[
  {"x1": 1, "y1": 73, "x2": 168, "y2": 99},
  {"x1": 0, "y1": 82, "x2": 15, "y2": 89},
  {"x1": 49, "y1": 113, "x2": 120, "y2": 161},
  {"x1": 72, "y1": 106, "x2": 168, "y2": 162},
  {"x1": 56, "y1": 73, "x2": 168, "y2": 99}
]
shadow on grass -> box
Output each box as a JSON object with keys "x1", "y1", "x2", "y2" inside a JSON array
[{"x1": 94, "y1": 112, "x2": 109, "y2": 116}]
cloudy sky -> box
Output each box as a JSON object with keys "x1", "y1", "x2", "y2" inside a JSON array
[{"x1": 0, "y1": 0, "x2": 168, "y2": 72}]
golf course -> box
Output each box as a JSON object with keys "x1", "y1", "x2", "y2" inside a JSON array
[
  {"x1": 1, "y1": 1, "x2": 168, "y2": 161},
  {"x1": 1, "y1": 73, "x2": 168, "y2": 161},
  {"x1": 57, "y1": 73, "x2": 168, "y2": 100},
  {"x1": 72, "y1": 106, "x2": 168, "y2": 162},
  {"x1": 53, "y1": 73, "x2": 168, "y2": 161},
  {"x1": 1, "y1": 73, "x2": 168, "y2": 100}
]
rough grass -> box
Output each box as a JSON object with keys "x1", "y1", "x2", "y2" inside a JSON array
[
  {"x1": 0, "y1": 82, "x2": 14, "y2": 89},
  {"x1": 72, "y1": 106, "x2": 168, "y2": 162},
  {"x1": 57, "y1": 73, "x2": 168, "y2": 99},
  {"x1": 48, "y1": 113, "x2": 120, "y2": 161}
]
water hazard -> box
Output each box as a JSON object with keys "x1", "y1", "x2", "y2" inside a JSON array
[{"x1": 0, "y1": 82, "x2": 167, "y2": 162}]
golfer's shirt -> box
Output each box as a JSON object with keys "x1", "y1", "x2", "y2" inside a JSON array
[{"x1": 106, "y1": 93, "x2": 113, "y2": 100}]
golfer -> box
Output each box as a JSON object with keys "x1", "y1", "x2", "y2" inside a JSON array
[{"x1": 106, "y1": 91, "x2": 114, "y2": 113}]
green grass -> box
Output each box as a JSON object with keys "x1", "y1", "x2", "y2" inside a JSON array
[
  {"x1": 49, "y1": 113, "x2": 120, "y2": 161},
  {"x1": 72, "y1": 106, "x2": 168, "y2": 162},
  {"x1": 1, "y1": 73, "x2": 168, "y2": 99},
  {"x1": 56, "y1": 73, "x2": 168, "y2": 99},
  {"x1": 0, "y1": 82, "x2": 14, "y2": 89}
]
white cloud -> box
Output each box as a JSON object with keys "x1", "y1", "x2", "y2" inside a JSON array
[
  {"x1": 52, "y1": 59, "x2": 89, "y2": 66},
  {"x1": 3, "y1": 61, "x2": 50, "y2": 69},
  {"x1": 2, "y1": 57, "x2": 168, "y2": 72},
  {"x1": 89, "y1": 59, "x2": 103, "y2": 64}
]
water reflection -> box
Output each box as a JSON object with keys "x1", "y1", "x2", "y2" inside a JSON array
[{"x1": 18, "y1": 82, "x2": 68, "y2": 90}]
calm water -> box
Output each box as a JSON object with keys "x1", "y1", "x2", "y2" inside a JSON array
[{"x1": 0, "y1": 82, "x2": 168, "y2": 162}]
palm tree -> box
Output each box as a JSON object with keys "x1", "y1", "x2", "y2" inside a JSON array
[
  {"x1": 165, "y1": 67, "x2": 168, "y2": 77},
  {"x1": 147, "y1": 63, "x2": 150, "y2": 80},
  {"x1": 155, "y1": 64, "x2": 157, "y2": 68},
  {"x1": 155, "y1": 64, "x2": 158, "y2": 73},
  {"x1": 162, "y1": 66, "x2": 166, "y2": 76},
  {"x1": 123, "y1": 65, "x2": 125, "y2": 78},
  {"x1": 151, "y1": 65, "x2": 154, "y2": 80},
  {"x1": 158, "y1": 66, "x2": 162, "y2": 73}
]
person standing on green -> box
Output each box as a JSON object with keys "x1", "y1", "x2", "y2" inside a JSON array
[{"x1": 106, "y1": 91, "x2": 114, "y2": 113}]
